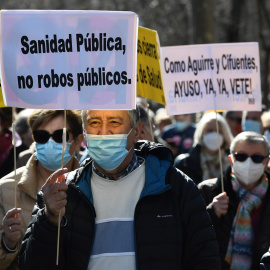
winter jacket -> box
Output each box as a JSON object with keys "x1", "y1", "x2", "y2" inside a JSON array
[
  {"x1": 19, "y1": 141, "x2": 221, "y2": 270},
  {"x1": 198, "y1": 166, "x2": 270, "y2": 270},
  {"x1": 261, "y1": 247, "x2": 270, "y2": 270},
  {"x1": 174, "y1": 145, "x2": 230, "y2": 185},
  {"x1": 0, "y1": 154, "x2": 80, "y2": 270},
  {"x1": 174, "y1": 144, "x2": 202, "y2": 185},
  {"x1": 161, "y1": 123, "x2": 195, "y2": 156}
]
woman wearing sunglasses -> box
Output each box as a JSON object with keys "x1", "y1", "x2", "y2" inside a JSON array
[
  {"x1": 0, "y1": 109, "x2": 83, "y2": 270},
  {"x1": 198, "y1": 131, "x2": 270, "y2": 270}
]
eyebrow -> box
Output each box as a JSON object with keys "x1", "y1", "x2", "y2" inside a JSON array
[{"x1": 86, "y1": 116, "x2": 124, "y2": 122}]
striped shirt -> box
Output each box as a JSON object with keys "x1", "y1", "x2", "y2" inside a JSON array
[{"x1": 88, "y1": 156, "x2": 145, "y2": 270}]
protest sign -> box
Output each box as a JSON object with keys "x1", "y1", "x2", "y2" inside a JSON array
[
  {"x1": 161, "y1": 43, "x2": 261, "y2": 115},
  {"x1": 137, "y1": 26, "x2": 165, "y2": 105},
  {"x1": 0, "y1": 10, "x2": 138, "y2": 109}
]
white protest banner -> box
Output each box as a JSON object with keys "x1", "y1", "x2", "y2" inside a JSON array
[
  {"x1": 0, "y1": 10, "x2": 138, "y2": 109},
  {"x1": 161, "y1": 43, "x2": 261, "y2": 115}
]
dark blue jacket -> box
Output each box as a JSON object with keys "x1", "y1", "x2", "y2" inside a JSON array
[
  {"x1": 19, "y1": 141, "x2": 220, "y2": 270},
  {"x1": 161, "y1": 124, "x2": 195, "y2": 156}
]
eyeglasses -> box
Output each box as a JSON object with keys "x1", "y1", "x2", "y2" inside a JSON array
[
  {"x1": 234, "y1": 153, "x2": 267, "y2": 164},
  {"x1": 33, "y1": 129, "x2": 70, "y2": 144}
]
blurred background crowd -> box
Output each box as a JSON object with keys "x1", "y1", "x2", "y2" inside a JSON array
[{"x1": 1, "y1": 102, "x2": 270, "y2": 185}]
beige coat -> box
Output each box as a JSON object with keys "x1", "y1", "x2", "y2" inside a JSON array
[{"x1": 0, "y1": 154, "x2": 79, "y2": 270}]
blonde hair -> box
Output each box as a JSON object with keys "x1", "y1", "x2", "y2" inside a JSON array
[{"x1": 193, "y1": 112, "x2": 233, "y2": 149}]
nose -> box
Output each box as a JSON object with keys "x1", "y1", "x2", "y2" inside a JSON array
[{"x1": 98, "y1": 125, "x2": 112, "y2": 135}]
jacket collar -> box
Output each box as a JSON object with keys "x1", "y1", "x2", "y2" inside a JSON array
[
  {"x1": 17, "y1": 155, "x2": 39, "y2": 200},
  {"x1": 18, "y1": 154, "x2": 80, "y2": 200},
  {"x1": 75, "y1": 141, "x2": 173, "y2": 201}
]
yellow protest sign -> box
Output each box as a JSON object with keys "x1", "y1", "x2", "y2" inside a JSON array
[
  {"x1": 0, "y1": 79, "x2": 6, "y2": 107},
  {"x1": 137, "y1": 27, "x2": 165, "y2": 105}
]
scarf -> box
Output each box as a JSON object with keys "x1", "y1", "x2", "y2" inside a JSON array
[
  {"x1": 200, "y1": 149, "x2": 230, "y2": 180},
  {"x1": 225, "y1": 173, "x2": 268, "y2": 270}
]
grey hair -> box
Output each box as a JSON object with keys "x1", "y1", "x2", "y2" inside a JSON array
[
  {"x1": 193, "y1": 112, "x2": 233, "y2": 149},
  {"x1": 81, "y1": 107, "x2": 140, "y2": 130},
  {"x1": 137, "y1": 104, "x2": 154, "y2": 131},
  {"x1": 230, "y1": 131, "x2": 270, "y2": 156}
]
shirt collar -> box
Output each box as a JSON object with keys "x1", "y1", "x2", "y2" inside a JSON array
[{"x1": 92, "y1": 153, "x2": 142, "y2": 180}]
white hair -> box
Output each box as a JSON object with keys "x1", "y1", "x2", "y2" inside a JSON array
[
  {"x1": 81, "y1": 108, "x2": 139, "y2": 130},
  {"x1": 193, "y1": 112, "x2": 233, "y2": 149},
  {"x1": 230, "y1": 131, "x2": 269, "y2": 156}
]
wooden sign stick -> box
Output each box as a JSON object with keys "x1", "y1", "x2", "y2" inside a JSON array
[{"x1": 56, "y1": 109, "x2": 67, "y2": 265}]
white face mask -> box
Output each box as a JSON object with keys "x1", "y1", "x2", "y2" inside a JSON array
[
  {"x1": 202, "y1": 132, "x2": 224, "y2": 151},
  {"x1": 231, "y1": 155, "x2": 265, "y2": 185}
]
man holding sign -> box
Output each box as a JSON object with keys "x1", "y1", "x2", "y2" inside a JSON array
[{"x1": 19, "y1": 108, "x2": 220, "y2": 270}]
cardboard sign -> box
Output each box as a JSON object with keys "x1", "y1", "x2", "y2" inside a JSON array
[
  {"x1": 0, "y1": 10, "x2": 138, "y2": 109},
  {"x1": 161, "y1": 43, "x2": 261, "y2": 115},
  {"x1": 137, "y1": 26, "x2": 165, "y2": 105}
]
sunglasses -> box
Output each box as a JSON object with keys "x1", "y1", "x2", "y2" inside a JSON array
[
  {"x1": 33, "y1": 129, "x2": 70, "y2": 144},
  {"x1": 234, "y1": 153, "x2": 267, "y2": 164}
]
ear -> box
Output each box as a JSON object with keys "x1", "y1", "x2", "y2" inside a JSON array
[
  {"x1": 133, "y1": 124, "x2": 140, "y2": 143},
  {"x1": 137, "y1": 122, "x2": 145, "y2": 140},
  {"x1": 264, "y1": 156, "x2": 270, "y2": 171},
  {"x1": 75, "y1": 134, "x2": 84, "y2": 151}
]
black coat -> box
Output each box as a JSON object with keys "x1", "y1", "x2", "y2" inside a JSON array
[
  {"x1": 19, "y1": 141, "x2": 221, "y2": 270},
  {"x1": 198, "y1": 167, "x2": 270, "y2": 270},
  {"x1": 174, "y1": 144, "x2": 203, "y2": 185},
  {"x1": 261, "y1": 247, "x2": 270, "y2": 270}
]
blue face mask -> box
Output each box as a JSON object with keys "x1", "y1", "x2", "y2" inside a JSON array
[
  {"x1": 264, "y1": 130, "x2": 270, "y2": 143},
  {"x1": 174, "y1": 121, "x2": 188, "y2": 132},
  {"x1": 242, "y1": 119, "x2": 261, "y2": 133},
  {"x1": 36, "y1": 139, "x2": 73, "y2": 171},
  {"x1": 86, "y1": 130, "x2": 132, "y2": 171}
]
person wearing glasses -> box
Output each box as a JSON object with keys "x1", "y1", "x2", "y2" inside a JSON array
[
  {"x1": 198, "y1": 131, "x2": 270, "y2": 270},
  {"x1": 19, "y1": 108, "x2": 221, "y2": 270},
  {"x1": 0, "y1": 109, "x2": 83, "y2": 270}
]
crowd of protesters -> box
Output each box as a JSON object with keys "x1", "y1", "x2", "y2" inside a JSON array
[{"x1": 1, "y1": 103, "x2": 270, "y2": 269}]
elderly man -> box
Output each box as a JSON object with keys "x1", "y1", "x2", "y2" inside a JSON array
[
  {"x1": 19, "y1": 109, "x2": 220, "y2": 270},
  {"x1": 198, "y1": 131, "x2": 270, "y2": 270}
]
